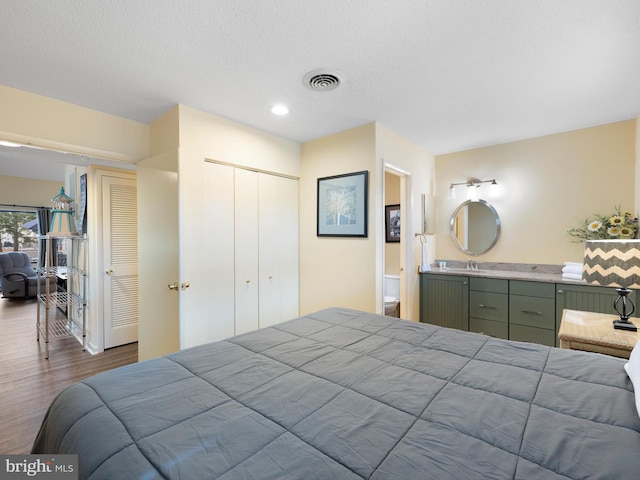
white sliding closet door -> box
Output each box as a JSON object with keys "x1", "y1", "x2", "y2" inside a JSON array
[
  {"x1": 202, "y1": 162, "x2": 236, "y2": 342},
  {"x1": 200, "y1": 161, "x2": 298, "y2": 339},
  {"x1": 234, "y1": 169, "x2": 260, "y2": 334},
  {"x1": 259, "y1": 174, "x2": 299, "y2": 327}
]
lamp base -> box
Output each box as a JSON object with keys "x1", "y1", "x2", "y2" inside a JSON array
[
  {"x1": 613, "y1": 288, "x2": 637, "y2": 331},
  {"x1": 613, "y1": 319, "x2": 638, "y2": 331}
]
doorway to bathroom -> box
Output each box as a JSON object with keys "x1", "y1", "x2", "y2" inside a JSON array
[{"x1": 383, "y1": 168, "x2": 407, "y2": 318}]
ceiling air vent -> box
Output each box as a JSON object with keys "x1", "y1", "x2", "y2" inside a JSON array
[{"x1": 303, "y1": 69, "x2": 343, "y2": 91}]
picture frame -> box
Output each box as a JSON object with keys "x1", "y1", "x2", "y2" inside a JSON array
[
  {"x1": 79, "y1": 173, "x2": 87, "y2": 235},
  {"x1": 385, "y1": 204, "x2": 401, "y2": 242},
  {"x1": 317, "y1": 170, "x2": 368, "y2": 237}
]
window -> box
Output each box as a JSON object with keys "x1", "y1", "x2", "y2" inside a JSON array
[{"x1": 0, "y1": 210, "x2": 39, "y2": 263}]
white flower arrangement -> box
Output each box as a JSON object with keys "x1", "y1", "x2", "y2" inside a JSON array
[{"x1": 568, "y1": 206, "x2": 637, "y2": 243}]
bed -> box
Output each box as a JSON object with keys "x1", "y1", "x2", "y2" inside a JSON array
[{"x1": 33, "y1": 307, "x2": 640, "y2": 479}]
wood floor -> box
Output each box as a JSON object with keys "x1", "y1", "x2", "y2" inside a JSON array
[{"x1": 0, "y1": 297, "x2": 138, "y2": 454}]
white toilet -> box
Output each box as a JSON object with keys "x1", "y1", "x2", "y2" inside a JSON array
[{"x1": 384, "y1": 274, "x2": 400, "y2": 317}]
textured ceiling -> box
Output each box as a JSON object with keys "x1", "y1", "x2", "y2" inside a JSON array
[{"x1": 1, "y1": 0, "x2": 639, "y2": 179}]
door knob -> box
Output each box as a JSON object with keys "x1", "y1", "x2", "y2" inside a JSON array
[{"x1": 168, "y1": 282, "x2": 179, "y2": 290}]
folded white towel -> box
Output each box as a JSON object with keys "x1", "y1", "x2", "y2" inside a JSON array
[
  {"x1": 562, "y1": 265, "x2": 583, "y2": 275},
  {"x1": 562, "y1": 272, "x2": 583, "y2": 280},
  {"x1": 564, "y1": 262, "x2": 582, "y2": 267}
]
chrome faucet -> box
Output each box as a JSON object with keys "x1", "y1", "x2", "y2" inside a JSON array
[{"x1": 467, "y1": 258, "x2": 478, "y2": 270}]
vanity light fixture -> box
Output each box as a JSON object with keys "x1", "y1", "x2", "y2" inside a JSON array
[{"x1": 448, "y1": 178, "x2": 498, "y2": 201}]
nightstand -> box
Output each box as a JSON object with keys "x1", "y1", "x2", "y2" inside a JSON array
[{"x1": 558, "y1": 309, "x2": 640, "y2": 358}]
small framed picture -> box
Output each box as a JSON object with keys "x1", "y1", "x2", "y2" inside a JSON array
[
  {"x1": 317, "y1": 170, "x2": 368, "y2": 237},
  {"x1": 385, "y1": 204, "x2": 401, "y2": 242}
]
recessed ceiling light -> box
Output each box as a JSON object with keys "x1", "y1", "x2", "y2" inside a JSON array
[
  {"x1": 269, "y1": 104, "x2": 290, "y2": 116},
  {"x1": 0, "y1": 140, "x2": 22, "y2": 147}
]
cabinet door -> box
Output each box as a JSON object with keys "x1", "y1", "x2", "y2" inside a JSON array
[
  {"x1": 258, "y1": 174, "x2": 299, "y2": 328},
  {"x1": 420, "y1": 274, "x2": 469, "y2": 330},
  {"x1": 556, "y1": 284, "x2": 637, "y2": 320},
  {"x1": 235, "y1": 169, "x2": 260, "y2": 334}
]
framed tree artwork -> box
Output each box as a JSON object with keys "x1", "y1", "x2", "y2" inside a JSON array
[
  {"x1": 385, "y1": 204, "x2": 400, "y2": 242},
  {"x1": 317, "y1": 170, "x2": 368, "y2": 237}
]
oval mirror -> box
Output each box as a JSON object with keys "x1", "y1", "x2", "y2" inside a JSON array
[{"x1": 450, "y1": 199, "x2": 501, "y2": 256}]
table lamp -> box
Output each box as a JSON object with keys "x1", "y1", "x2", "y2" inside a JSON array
[{"x1": 583, "y1": 239, "x2": 640, "y2": 331}]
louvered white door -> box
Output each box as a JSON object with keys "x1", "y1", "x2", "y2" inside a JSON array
[{"x1": 103, "y1": 175, "x2": 139, "y2": 348}]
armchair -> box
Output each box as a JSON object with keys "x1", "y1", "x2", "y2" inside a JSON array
[{"x1": 0, "y1": 252, "x2": 56, "y2": 298}]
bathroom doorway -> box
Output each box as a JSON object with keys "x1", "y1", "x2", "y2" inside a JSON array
[{"x1": 383, "y1": 167, "x2": 409, "y2": 319}]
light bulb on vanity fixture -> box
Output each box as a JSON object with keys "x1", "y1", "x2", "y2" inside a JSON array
[{"x1": 448, "y1": 178, "x2": 498, "y2": 201}]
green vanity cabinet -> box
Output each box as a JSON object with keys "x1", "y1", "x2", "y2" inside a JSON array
[
  {"x1": 419, "y1": 273, "x2": 636, "y2": 348},
  {"x1": 420, "y1": 274, "x2": 469, "y2": 330},
  {"x1": 468, "y1": 278, "x2": 509, "y2": 339},
  {"x1": 510, "y1": 281, "x2": 557, "y2": 347},
  {"x1": 555, "y1": 283, "x2": 637, "y2": 319}
]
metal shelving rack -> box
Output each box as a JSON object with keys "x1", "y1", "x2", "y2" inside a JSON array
[{"x1": 36, "y1": 234, "x2": 88, "y2": 359}]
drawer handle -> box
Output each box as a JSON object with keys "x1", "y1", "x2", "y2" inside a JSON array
[
  {"x1": 478, "y1": 304, "x2": 497, "y2": 309},
  {"x1": 522, "y1": 310, "x2": 543, "y2": 316}
]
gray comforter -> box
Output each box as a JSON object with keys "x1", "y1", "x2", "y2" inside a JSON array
[{"x1": 33, "y1": 308, "x2": 640, "y2": 479}]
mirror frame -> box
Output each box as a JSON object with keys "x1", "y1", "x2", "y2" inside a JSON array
[{"x1": 449, "y1": 199, "x2": 501, "y2": 256}]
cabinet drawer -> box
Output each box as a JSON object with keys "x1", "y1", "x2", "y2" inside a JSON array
[
  {"x1": 469, "y1": 291, "x2": 508, "y2": 322},
  {"x1": 510, "y1": 280, "x2": 555, "y2": 298},
  {"x1": 470, "y1": 277, "x2": 509, "y2": 294},
  {"x1": 509, "y1": 295, "x2": 555, "y2": 329},
  {"x1": 510, "y1": 324, "x2": 556, "y2": 347},
  {"x1": 469, "y1": 317, "x2": 508, "y2": 339}
]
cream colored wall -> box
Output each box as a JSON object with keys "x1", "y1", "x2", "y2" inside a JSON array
[
  {"x1": 150, "y1": 105, "x2": 180, "y2": 157},
  {"x1": 0, "y1": 175, "x2": 63, "y2": 207},
  {"x1": 300, "y1": 124, "x2": 377, "y2": 314},
  {"x1": 0, "y1": 85, "x2": 149, "y2": 163},
  {"x1": 178, "y1": 105, "x2": 300, "y2": 176},
  {"x1": 384, "y1": 172, "x2": 401, "y2": 275},
  {"x1": 436, "y1": 120, "x2": 636, "y2": 265},
  {"x1": 299, "y1": 123, "x2": 435, "y2": 320}
]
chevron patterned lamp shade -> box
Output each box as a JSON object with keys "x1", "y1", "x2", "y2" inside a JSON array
[{"x1": 583, "y1": 239, "x2": 640, "y2": 331}]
